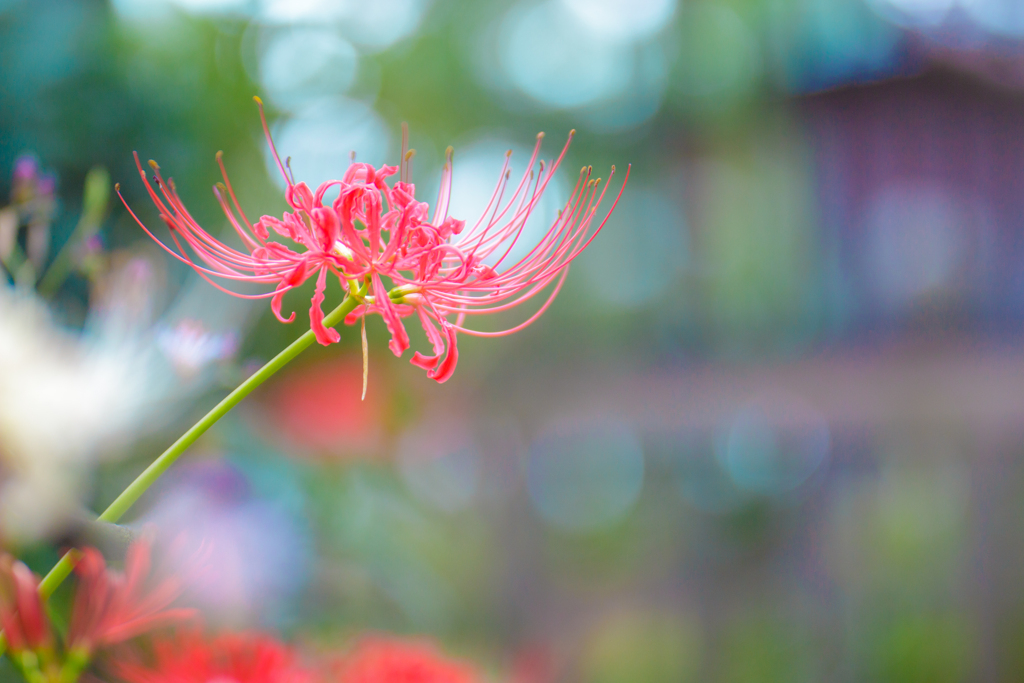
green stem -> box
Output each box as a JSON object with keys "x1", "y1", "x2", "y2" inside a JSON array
[
  {"x1": 30, "y1": 290, "x2": 364, "y2": 615},
  {"x1": 36, "y1": 167, "x2": 110, "y2": 298}
]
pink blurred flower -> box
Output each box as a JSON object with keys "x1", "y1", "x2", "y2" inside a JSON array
[
  {"x1": 332, "y1": 637, "x2": 481, "y2": 683},
  {"x1": 0, "y1": 555, "x2": 51, "y2": 653},
  {"x1": 115, "y1": 630, "x2": 314, "y2": 683},
  {"x1": 120, "y1": 99, "x2": 627, "y2": 383},
  {"x1": 67, "y1": 539, "x2": 198, "y2": 653}
]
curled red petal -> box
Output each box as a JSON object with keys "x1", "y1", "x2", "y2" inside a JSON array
[
  {"x1": 286, "y1": 182, "x2": 314, "y2": 212},
  {"x1": 427, "y1": 323, "x2": 459, "y2": 383},
  {"x1": 372, "y1": 274, "x2": 409, "y2": 357},
  {"x1": 252, "y1": 219, "x2": 270, "y2": 241},
  {"x1": 310, "y1": 268, "x2": 341, "y2": 346},
  {"x1": 271, "y1": 287, "x2": 297, "y2": 324},
  {"x1": 409, "y1": 308, "x2": 445, "y2": 371}
]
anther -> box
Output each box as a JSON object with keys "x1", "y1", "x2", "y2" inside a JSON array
[
  {"x1": 216, "y1": 150, "x2": 223, "y2": 161},
  {"x1": 253, "y1": 95, "x2": 263, "y2": 106},
  {"x1": 536, "y1": 132, "x2": 545, "y2": 140},
  {"x1": 114, "y1": 182, "x2": 120, "y2": 191},
  {"x1": 148, "y1": 160, "x2": 160, "y2": 170}
]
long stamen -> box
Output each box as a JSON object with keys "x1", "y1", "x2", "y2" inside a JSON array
[
  {"x1": 253, "y1": 96, "x2": 292, "y2": 187},
  {"x1": 400, "y1": 122, "x2": 409, "y2": 184},
  {"x1": 433, "y1": 146, "x2": 454, "y2": 225},
  {"x1": 405, "y1": 150, "x2": 416, "y2": 184},
  {"x1": 215, "y1": 151, "x2": 260, "y2": 239},
  {"x1": 120, "y1": 111, "x2": 626, "y2": 392}
]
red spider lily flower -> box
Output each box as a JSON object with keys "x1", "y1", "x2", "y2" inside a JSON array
[
  {"x1": 115, "y1": 630, "x2": 314, "y2": 683},
  {"x1": 332, "y1": 636, "x2": 481, "y2": 683},
  {"x1": 119, "y1": 98, "x2": 628, "y2": 383},
  {"x1": 0, "y1": 555, "x2": 52, "y2": 653},
  {"x1": 67, "y1": 539, "x2": 198, "y2": 653}
]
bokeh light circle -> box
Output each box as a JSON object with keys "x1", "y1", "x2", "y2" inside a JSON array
[
  {"x1": 668, "y1": 433, "x2": 749, "y2": 514},
  {"x1": 499, "y1": 0, "x2": 634, "y2": 109},
  {"x1": 560, "y1": 0, "x2": 677, "y2": 43},
  {"x1": 258, "y1": 27, "x2": 358, "y2": 111},
  {"x1": 579, "y1": 185, "x2": 687, "y2": 309},
  {"x1": 397, "y1": 418, "x2": 481, "y2": 513},
  {"x1": 258, "y1": 0, "x2": 430, "y2": 50},
  {"x1": 527, "y1": 419, "x2": 644, "y2": 532},
  {"x1": 716, "y1": 396, "x2": 830, "y2": 496},
  {"x1": 577, "y1": 41, "x2": 669, "y2": 133},
  {"x1": 863, "y1": 183, "x2": 969, "y2": 313},
  {"x1": 266, "y1": 97, "x2": 390, "y2": 191},
  {"x1": 963, "y1": 0, "x2": 1024, "y2": 38}
]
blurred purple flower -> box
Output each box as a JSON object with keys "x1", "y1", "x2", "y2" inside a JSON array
[{"x1": 156, "y1": 319, "x2": 238, "y2": 377}]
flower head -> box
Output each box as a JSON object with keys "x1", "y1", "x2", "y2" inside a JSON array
[
  {"x1": 332, "y1": 636, "x2": 481, "y2": 683},
  {"x1": 120, "y1": 98, "x2": 627, "y2": 383},
  {"x1": 67, "y1": 538, "x2": 198, "y2": 653},
  {"x1": 115, "y1": 630, "x2": 314, "y2": 683}
]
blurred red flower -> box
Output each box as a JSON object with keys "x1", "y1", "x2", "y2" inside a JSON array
[
  {"x1": 0, "y1": 555, "x2": 51, "y2": 653},
  {"x1": 332, "y1": 637, "x2": 481, "y2": 683},
  {"x1": 67, "y1": 539, "x2": 198, "y2": 653},
  {"x1": 263, "y1": 355, "x2": 383, "y2": 457},
  {"x1": 116, "y1": 631, "x2": 314, "y2": 683}
]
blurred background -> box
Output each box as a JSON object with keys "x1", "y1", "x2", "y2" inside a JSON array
[{"x1": 3, "y1": 0, "x2": 1024, "y2": 680}]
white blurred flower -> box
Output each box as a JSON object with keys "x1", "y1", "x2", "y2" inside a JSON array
[{"x1": 0, "y1": 285, "x2": 158, "y2": 542}]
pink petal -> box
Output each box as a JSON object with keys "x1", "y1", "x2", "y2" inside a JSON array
[
  {"x1": 309, "y1": 268, "x2": 341, "y2": 345},
  {"x1": 372, "y1": 274, "x2": 409, "y2": 357},
  {"x1": 285, "y1": 182, "x2": 314, "y2": 212},
  {"x1": 427, "y1": 323, "x2": 459, "y2": 383},
  {"x1": 271, "y1": 286, "x2": 297, "y2": 324}
]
